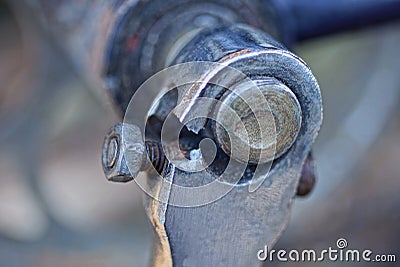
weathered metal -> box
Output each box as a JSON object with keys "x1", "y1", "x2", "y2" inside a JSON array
[
  {"x1": 143, "y1": 29, "x2": 322, "y2": 265},
  {"x1": 29, "y1": 1, "x2": 323, "y2": 266},
  {"x1": 102, "y1": 123, "x2": 165, "y2": 182},
  {"x1": 214, "y1": 78, "x2": 302, "y2": 164},
  {"x1": 104, "y1": 23, "x2": 321, "y2": 266},
  {"x1": 102, "y1": 123, "x2": 146, "y2": 183}
]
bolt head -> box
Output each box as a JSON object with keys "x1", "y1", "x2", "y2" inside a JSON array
[{"x1": 102, "y1": 123, "x2": 145, "y2": 182}]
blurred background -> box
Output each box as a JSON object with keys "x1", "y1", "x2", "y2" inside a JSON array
[{"x1": 0, "y1": 0, "x2": 399, "y2": 266}]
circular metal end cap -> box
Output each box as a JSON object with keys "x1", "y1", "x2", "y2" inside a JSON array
[{"x1": 215, "y1": 78, "x2": 302, "y2": 164}]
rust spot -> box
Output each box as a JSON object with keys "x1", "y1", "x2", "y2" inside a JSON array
[
  {"x1": 218, "y1": 49, "x2": 252, "y2": 62},
  {"x1": 126, "y1": 35, "x2": 139, "y2": 51}
]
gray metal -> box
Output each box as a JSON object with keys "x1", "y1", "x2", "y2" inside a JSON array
[
  {"x1": 138, "y1": 25, "x2": 322, "y2": 266},
  {"x1": 28, "y1": 1, "x2": 323, "y2": 266},
  {"x1": 146, "y1": 70, "x2": 320, "y2": 267},
  {"x1": 102, "y1": 123, "x2": 146, "y2": 182},
  {"x1": 102, "y1": 23, "x2": 322, "y2": 266},
  {"x1": 102, "y1": 123, "x2": 167, "y2": 182},
  {"x1": 172, "y1": 25, "x2": 287, "y2": 134},
  {"x1": 214, "y1": 78, "x2": 302, "y2": 164}
]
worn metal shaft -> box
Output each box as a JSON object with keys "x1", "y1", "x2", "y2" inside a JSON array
[{"x1": 26, "y1": 0, "x2": 277, "y2": 113}]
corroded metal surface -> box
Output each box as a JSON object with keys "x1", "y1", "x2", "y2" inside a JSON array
[
  {"x1": 104, "y1": 15, "x2": 321, "y2": 267},
  {"x1": 157, "y1": 60, "x2": 321, "y2": 267},
  {"x1": 141, "y1": 25, "x2": 321, "y2": 266},
  {"x1": 102, "y1": 123, "x2": 167, "y2": 182},
  {"x1": 131, "y1": 24, "x2": 322, "y2": 266},
  {"x1": 102, "y1": 123, "x2": 145, "y2": 182},
  {"x1": 214, "y1": 78, "x2": 302, "y2": 164},
  {"x1": 30, "y1": 1, "x2": 323, "y2": 266}
]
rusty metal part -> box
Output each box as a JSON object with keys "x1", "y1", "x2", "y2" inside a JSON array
[
  {"x1": 296, "y1": 152, "x2": 316, "y2": 196},
  {"x1": 145, "y1": 140, "x2": 167, "y2": 175},
  {"x1": 28, "y1": 1, "x2": 323, "y2": 266},
  {"x1": 102, "y1": 18, "x2": 322, "y2": 267},
  {"x1": 171, "y1": 25, "x2": 303, "y2": 135},
  {"x1": 102, "y1": 123, "x2": 165, "y2": 182},
  {"x1": 18, "y1": 0, "x2": 400, "y2": 265},
  {"x1": 130, "y1": 25, "x2": 322, "y2": 266},
  {"x1": 214, "y1": 78, "x2": 302, "y2": 164},
  {"x1": 152, "y1": 73, "x2": 321, "y2": 265}
]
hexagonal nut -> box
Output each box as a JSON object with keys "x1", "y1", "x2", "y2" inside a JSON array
[{"x1": 102, "y1": 123, "x2": 145, "y2": 182}]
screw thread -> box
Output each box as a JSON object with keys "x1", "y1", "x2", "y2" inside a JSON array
[{"x1": 144, "y1": 141, "x2": 166, "y2": 174}]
